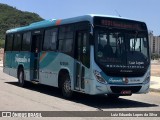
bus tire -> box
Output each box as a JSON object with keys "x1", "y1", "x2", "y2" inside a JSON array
[
  {"x1": 61, "y1": 73, "x2": 73, "y2": 99},
  {"x1": 18, "y1": 68, "x2": 26, "y2": 87}
]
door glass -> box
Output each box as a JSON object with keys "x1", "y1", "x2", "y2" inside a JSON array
[
  {"x1": 82, "y1": 33, "x2": 90, "y2": 68},
  {"x1": 75, "y1": 31, "x2": 89, "y2": 89},
  {"x1": 77, "y1": 33, "x2": 81, "y2": 61},
  {"x1": 31, "y1": 34, "x2": 42, "y2": 80}
]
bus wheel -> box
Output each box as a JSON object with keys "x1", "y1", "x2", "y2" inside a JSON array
[
  {"x1": 107, "y1": 94, "x2": 119, "y2": 99},
  {"x1": 61, "y1": 74, "x2": 73, "y2": 99},
  {"x1": 18, "y1": 69, "x2": 26, "y2": 87}
]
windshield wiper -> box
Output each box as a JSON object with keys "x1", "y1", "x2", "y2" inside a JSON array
[{"x1": 131, "y1": 31, "x2": 138, "y2": 53}]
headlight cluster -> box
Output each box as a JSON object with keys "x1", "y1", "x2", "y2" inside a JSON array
[
  {"x1": 143, "y1": 76, "x2": 150, "y2": 84},
  {"x1": 93, "y1": 70, "x2": 107, "y2": 84},
  {"x1": 143, "y1": 72, "x2": 150, "y2": 84}
]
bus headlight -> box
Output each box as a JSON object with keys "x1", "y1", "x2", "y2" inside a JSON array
[
  {"x1": 143, "y1": 74, "x2": 150, "y2": 84},
  {"x1": 94, "y1": 70, "x2": 107, "y2": 84}
]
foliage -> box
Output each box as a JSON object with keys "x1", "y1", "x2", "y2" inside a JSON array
[
  {"x1": 0, "y1": 39, "x2": 5, "y2": 48},
  {"x1": 151, "y1": 54, "x2": 160, "y2": 60},
  {"x1": 0, "y1": 3, "x2": 44, "y2": 48}
]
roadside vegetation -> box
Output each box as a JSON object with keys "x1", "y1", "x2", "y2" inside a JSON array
[
  {"x1": 151, "y1": 54, "x2": 160, "y2": 60},
  {"x1": 0, "y1": 3, "x2": 43, "y2": 48}
]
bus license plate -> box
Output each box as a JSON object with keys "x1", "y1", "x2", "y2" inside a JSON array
[{"x1": 121, "y1": 90, "x2": 132, "y2": 95}]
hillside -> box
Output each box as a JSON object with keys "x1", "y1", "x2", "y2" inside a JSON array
[{"x1": 0, "y1": 3, "x2": 44, "y2": 47}]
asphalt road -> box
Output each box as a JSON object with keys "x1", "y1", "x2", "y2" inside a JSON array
[{"x1": 0, "y1": 67, "x2": 160, "y2": 120}]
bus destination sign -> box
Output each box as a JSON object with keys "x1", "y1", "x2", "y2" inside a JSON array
[{"x1": 94, "y1": 17, "x2": 146, "y2": 30}]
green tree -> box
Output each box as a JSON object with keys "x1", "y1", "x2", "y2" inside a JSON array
[
  {"x1": 151, "y1": 54, "x2": 160, "y2": 60},
  {"x1": 0, "y1": 3, "x2": 44, "y2": 48}
]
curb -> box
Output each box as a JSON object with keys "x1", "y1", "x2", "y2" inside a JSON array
[{"x1": 150, "y1": 88, "x2": 160, "y2": 93}]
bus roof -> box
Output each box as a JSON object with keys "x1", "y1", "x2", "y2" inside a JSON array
[{"x1": 6, "y1": 14, "x2": 143, "y2": 34}]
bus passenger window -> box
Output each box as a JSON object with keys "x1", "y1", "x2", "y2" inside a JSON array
[
  {"x1": 43, "y1": 28, "x2": 58, "y2": 51},
  {"x1": 58, "y1": 26, "x2": 73, "y2": 54},
  {"x1": 22, "y1": 32, "x2": 31, "y2": 51},
  {"x1": 5, "y1": 34, "x2": 13, "y2": 51},
  {"x1": 13, "y1": 34, "x2": 22, "y2": 51}
]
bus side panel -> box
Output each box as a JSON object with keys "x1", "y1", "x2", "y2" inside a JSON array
[
  {"x1": 3, "y1": 51, "x2": 12, "y2": 75},
  {"x1": 22, "y1": 52, "x2": 31, "y2": 81},
  {"x1": 39, "y1": 52, "x2": 59, "y2": 87},
  {"x1": 9, "y1": 52, "x2": 19, "y2": 77},
  {"x1": 38, "y1": 51, "x2": 92, "y2": 93},
  {"x1": 39, "y1": 52, "x2": 75, "y2": 88},
  {"x1": 8, "y1": 52, "x2": 31, "y2": 80}
]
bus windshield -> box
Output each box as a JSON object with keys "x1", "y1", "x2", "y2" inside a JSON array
[{"x1": 95, "y1": 28, "x2": 150, "y2": 76}]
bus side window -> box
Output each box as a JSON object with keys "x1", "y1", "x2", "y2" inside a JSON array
[
  {"x1": 58, "y1": 25, "x2": 73, "y2": 55},
  {"x1": 13, "y1": 33, "x2": 22, "y2": 51},
  {"x1": 22, "y1": 32, "x2": 31, "y2": 51},
  {"x1": 43, "y1": 28, "x2": 58, "y2": 51},
  {"x1": 5, "y1": 34, "x2": 13, "y2": 51}
]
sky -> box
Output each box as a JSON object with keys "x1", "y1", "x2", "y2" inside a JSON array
[{"x1": 0, "y1": 0, "x2": 160, "y2": 35}]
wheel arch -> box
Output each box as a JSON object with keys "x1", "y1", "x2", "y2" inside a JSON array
[
  {"x1": 58, "y1": 69, "x2": 70, "y2": 88},
  {"x1": 17, "y1": 64, "x2": 24, "y2": 78}
]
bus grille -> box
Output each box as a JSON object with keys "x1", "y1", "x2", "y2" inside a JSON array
[{"x1": 110, "y1": 86, "x2": 142, "y2": 93}]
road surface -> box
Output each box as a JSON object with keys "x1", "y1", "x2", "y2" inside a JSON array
[{"x1": 0, "y1": 67, "x2": 160, "y2": 120}]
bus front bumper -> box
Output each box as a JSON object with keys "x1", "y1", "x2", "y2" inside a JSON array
[{"x1": 90, "y1": 82, "x2": 150, "y2": 95}]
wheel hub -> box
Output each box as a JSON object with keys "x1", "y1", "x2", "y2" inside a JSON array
[
  {"x1": 19, "y1": 72, "x2": 23, "y2": 84},
  {"x1": 64, "y1": 79, "x2": 71, "y2": 93}
]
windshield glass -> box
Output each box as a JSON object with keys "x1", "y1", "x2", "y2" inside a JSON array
[
  {"x1": 128, "y1": 33, "x2": 148, "y2": 58},
  {"x1": 95, "y1": 29, "x2": 149, "y2": 67}
]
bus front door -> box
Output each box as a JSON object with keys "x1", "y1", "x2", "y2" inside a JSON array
[
  {"x1": 31, "y1": 33, "x2": 42, "y2": 81},
  {"x1": 75, "y1": 31, "x2": 88, "y2": 91}
]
